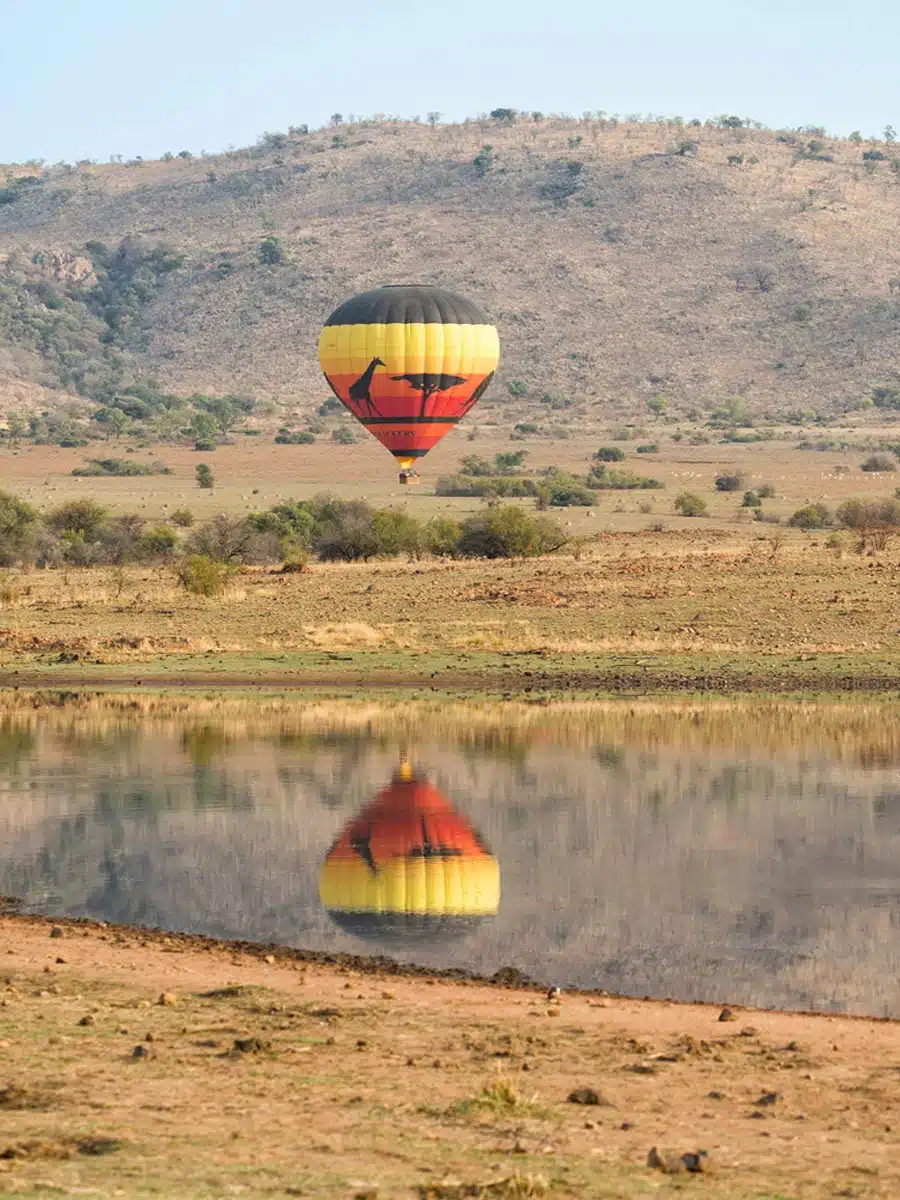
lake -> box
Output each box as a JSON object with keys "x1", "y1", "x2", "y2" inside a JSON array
[{"x1": 2, "y1": 691, "x2": 899, "y2": 1016}]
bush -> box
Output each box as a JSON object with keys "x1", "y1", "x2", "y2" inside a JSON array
[
  {"x1": 314, "y1": 499, "x2": 382, "y2": 562},
  {"x1": 714, "y1": 472, "x2": 744, "y2": 492},
  {"x1": 196, "y1": 464, "x2": 214, "y2": 489},
  {"x1": 757, "y1": 483, "x2": 776, "y2": 498},
  {"x1": 423, "y1": 517, "x2": 461, "y2": 557},
  {"x1": 456, "y1": 505, "x2": 567, "y2": 558},
  {"x1": 636, "y1": 443, "x2": 659, "y2": 454},
  {"x1": 274, "y1": 430, "x2": 316, "y2": 444},
  {"x1": 435, "y1": 474, "x2": 537, "y2": 498},
  {"x1": 331, "y1": 427, "x2": 356, "y2": 444},
  {"x1": 176, "y1": 555, "x2": 227, "y2": 596},
  {"x1": 259, "y1": 235, "x2": 284, "y2": 265},
  {"x1": 674, "y1": 492, "x2": 708, "y2": 517},
  {"x1": 46, "y1": 499, "x2": 108, "y2": 541},
  {"x1": 0, "y1": 491, "x2": 38, "y2": 566},
  {"x1": 373, "y1": 509, "x2": 423, "y2": 559},
  {"x1": 836, "y1": 498, "x2": 900, "y2": 551},
  {"x1": 861, "y1": 454, "x2": 896, "y2": 472},
  {"x1": 788, "y1": 503, "x2": 830, "y2": 529},
  {"x1": 186, "y1": 515, "x2": 279, "y2": 564},
  {"x1": 513, "y1": 422, "x2": 539, "y2": 435},
  {"x1": 506, "y1": 380, "x2": 528, "y2": 397},
  {"x1": 542, "y1": 470, "x2": 596, "y2": 506},
  {"x1": 72, "y1": 458, "x2": 171, "y2": 477},
  {"x1": 742, "y1": 490, "x2": 761, "y2": 508},
  {"x1": 593, "y1": 446, "x2": 625, "y2": 462},
  {"x1": 139, "y1": 524, "x2": 178, "y2": 560},
  {"x1": 171, "y1": 508, "x2": 194, "y2": 528},
  {"x1": 586, "y1": 465, "x2": 663, "y2": 490}
]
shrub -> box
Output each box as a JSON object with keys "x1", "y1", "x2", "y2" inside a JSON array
[
  {"x1": 674, "y1": 491, "x2": 708, "y2": 517},
  {"x1": 423, "y1": 517, "x2": 461, "y2": 557},
  {"x1": 636, "y1": 443, "x2": 659, "y2": 454},
  {"x1": 314, "y1": 500, "x2": 382, "y2": 562},
  {"x1": 788, "y1": 503, "x2": 830, "y2": 529},
  {"x1": 587, "y1": 465, "x2": 662, "y2": 490},
  {"x1": 456, "y1": 505, "x2": 566, "y2": 558},
  {"x1": 186, "y1": 515, "x2": 279, "y2": 564},
  {"x1": 171, "y1": 508, "x2": 194, "y2": 528},
  {"x1": 72, "y1": 458, "x2": 171, "y2": 477},
  {"x1": 0, "y1": 490, "x2": 38, "y2": 566},
  {"x1": 543, "y1": 471, "x2": 596, "y2": 506},
  {"x1": 593, "y1": 446, "x2": 625, "y2": 462},
  {"x1": 258, "y1": 235, "x2": 284, "y2": 265},
  {"x1": 434, "y1": 474, "x2": 536, "y2": 498},
  {"x1": 274, "y1": 430, "x2": 316, "y2": 444},
  {"x1": 506, "y1": 380, "x2": 528, "y2": 397},
  {"x1": 139, "y1": 524, "x2": 178, "y2": 560},
  {"x1": 835, "y1": 499, "x2": 900, "y2": 552},
  {"x1": 176, "y1": 555, "x2": 227, "y2": 597},
  {"x1": 46, "y1": 499, "x2": 108, "y2": 541},
  {"x1": 331, "y1": 427, "x2": 356, "y2": 444},
  {"x1": 196, "y1": 464, "x2": 214, "y2": 489},
  {"x1": 372, "y1": 509, "x2": 423, "y2": 559},
  {"x1": 742, "y1": 490, "x2": 761, "y2": 507},
  {"x1": 513, "y1": 422, "x2": 539, "y2": 435},
  {"x1": 715, "y1": 472, "x2": 744, "y2": 492},
  {"x1": 861, "y1": 454, "x2": 896, "y2": 472},
  {"x1": 494, "y1": 451, "x2": 527, "y2": 472},
  {"x1": 757, "y1": 483, "x2": 776, "y2": 498}
]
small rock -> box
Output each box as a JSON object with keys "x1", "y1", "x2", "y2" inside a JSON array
[
  {"x1": 739, "y1": 1026, "x2": 760, "y2": 1037},
  {"x1": 77, "y1": 1015, "x2": 95, "y2": 1027},
  {"x1": 707, "y1": 1090, "x2": 726, "y2": 1100},
  {"x1": 754, "y1": 1091, "x2": 779, "y2": 1107},
  {"x1": 647, "y1": 1147, "x2": 707, "y2": 1174},
  {"x1": 232, "y1": 1037, "x2": 267, "y2": 1054},
  {"x1": 49, "y1": 927, "x2": 63, "y2": 939},
  {"x1": 567, "y1": 1087, "x2": 608, "y2": 1106},
  {"x1": 718, "y1": 1007, "x2": 735, "y2": 1022},
  {"x1": 145, "y1": 1032, "x2": 154, "y2": 1042},
  {"x1": 55, "y1": 957, "x2": 66, "y2": 965},
  {"x1": 264, "y1": 954, "x2": 276, "y2": 965},
  {"x1": 381, "y1": 991, "x2": 395, "y2": 1000},
  {"x1": 157, "y1": 992, "x2": 177, "y2": 1007},
  {"x1": 131, "y1": 1044, "x2": 149, "y2": 1059},
  {"x1": 547, "y1": 1008, "x2": 560, "y2": 1018}
]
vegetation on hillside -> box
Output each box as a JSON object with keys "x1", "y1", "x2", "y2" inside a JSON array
[{"x1": 4, "y1": 111, "x2": 900, "y2": 444}]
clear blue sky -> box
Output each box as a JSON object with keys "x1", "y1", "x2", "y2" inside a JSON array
[{"x1": 2, "y1": 0, "x2": 897, "y2": 163}]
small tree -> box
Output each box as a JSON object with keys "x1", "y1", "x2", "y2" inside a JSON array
[
  {"x1": 836, "y1": 498, "x2": 900, "y2": 553},
  {"x1": 715, "y1": 472, "x2": 744, "y2": 492},
  {"x1": 6, "y1": 411, "x2": 25, "y2": 447},
  {"x1": 0, "y1": 490, "x2": 38, "y2": 565},
  {"x1": 196, "y1": 463, "x2": 214, "y2": 489},
  {"x1": 674, "y1": 491, "x2": 708, "y2": 517},
  {"x1": 788, "y1": 503, "x2": 830, "y2": 529},
  {"x1": 860, "y1": 453, "x2": 896, "y2": 473},
  {"x1": 176, "y1": 555, "x2": 227, "y2": 596},
  {"x1": 507, "y1": 380, "x2": 528, "y2": 397},
  {"x1": 427, "y1": 111, "x2": 442, "y2": 126},
  {"x1": 191, "y1": 411, "x2": 218, "y2": 450},
  {"x1": 171, "y1": 507, "x2": 194, "y2": 527},
  {"x1": 259, "y1": 235, "x2": 284, "y2": 265},
  {"x1": 473, "y1": 145, "x2": 495, "y2": 175},
  {"x1": 594, "y1": 446, "x2": 625, "y2": 462}
]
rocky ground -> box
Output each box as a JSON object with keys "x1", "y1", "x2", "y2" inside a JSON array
[{"x1": 2, "y1": 912, "x2": 899, "y2": 1197}]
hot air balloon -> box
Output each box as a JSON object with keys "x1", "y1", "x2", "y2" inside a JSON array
[
  {"x1": 318, "y1": 759, "x2": 500, "y2": 945},
  {"x1": 318, "y1": 285, "x2": 500, "y2": 484}
]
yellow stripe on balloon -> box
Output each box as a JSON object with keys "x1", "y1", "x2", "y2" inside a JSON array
[
  {"x1": 319, "y1": 856, "x2": 500, "y2": 916},
  {"x1": 318, "y1": 323, "x2": 500, "y2": 377}
]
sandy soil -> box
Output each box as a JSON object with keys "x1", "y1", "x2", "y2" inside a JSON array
[{"x1": 1, "y1": 912, "x2": 899, "y2": 1198}]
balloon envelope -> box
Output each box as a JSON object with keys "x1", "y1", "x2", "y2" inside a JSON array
[
  {"x1": 318, "y1": 285, "x2": 500, "y2": 470},
  {"x1": 319, "y1": 762, "x2": 500, "y2": 945}
]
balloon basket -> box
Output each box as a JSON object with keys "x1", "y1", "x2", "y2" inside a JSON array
[{"x1": 398, "y1": 470, "x2": 420, "y2": 486}]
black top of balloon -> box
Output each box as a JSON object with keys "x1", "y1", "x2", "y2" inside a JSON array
[{"x1": 324, "y1": 285, "x2": 491, "y2": 327}]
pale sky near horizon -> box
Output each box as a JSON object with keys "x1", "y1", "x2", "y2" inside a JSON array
[{"x1": 2, "y1": 0, "x2": 898, "y2": 163}]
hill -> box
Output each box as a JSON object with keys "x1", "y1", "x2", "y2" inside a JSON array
[{"x1": 2, "y1": 113, "x2": 900, "y2": 442}]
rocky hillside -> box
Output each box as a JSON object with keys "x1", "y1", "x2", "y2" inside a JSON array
[{"x1": 2, "y1": 114, "x2": 900, "y2": 432}]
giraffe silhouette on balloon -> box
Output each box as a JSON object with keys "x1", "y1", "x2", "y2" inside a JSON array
[{"x1": 348, "y1": 357, "x2": 385, "y2": 416}]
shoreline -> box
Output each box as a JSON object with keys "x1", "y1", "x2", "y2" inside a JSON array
[{"x1": 2, "y1": 910, "x2": 899, "y2": 1197}]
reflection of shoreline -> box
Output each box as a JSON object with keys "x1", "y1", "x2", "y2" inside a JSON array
[
  {"x1": 319, "y1": 759, "x2": 500, "y2": 946},
  {"x1": 0, "y1": 692, "x2": 898, "y2": 766}
]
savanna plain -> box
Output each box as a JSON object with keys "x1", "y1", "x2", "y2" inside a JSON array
[{"x1": 2, "y1": 113, "x2": 900, "y2": 1197}]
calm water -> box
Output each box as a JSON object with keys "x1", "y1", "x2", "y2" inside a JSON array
[{"x1": 2, "y1": 698, "x2": 900, "y2": 1016}]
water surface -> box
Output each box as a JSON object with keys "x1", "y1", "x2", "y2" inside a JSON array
[{"x1": 2, "y1": 694, "x2": 899, "y2": 1016}]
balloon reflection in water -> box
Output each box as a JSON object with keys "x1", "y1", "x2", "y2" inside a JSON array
[{"x1": 319, "y1": 759, "x2": 500, "y2": 945}]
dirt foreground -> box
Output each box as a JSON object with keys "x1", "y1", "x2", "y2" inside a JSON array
[{"x1": 1, "y1": 914, "x2": 898, "y2": 1198}]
